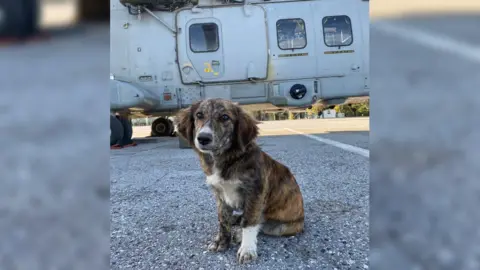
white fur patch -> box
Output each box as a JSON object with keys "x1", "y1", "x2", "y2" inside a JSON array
[
  {"x1": 206, "y1": 172, "x2": 242, "y2": 209},
  {"x1": 197, "y1": 125, "x2": 213, "y2": 134},
  {"x1": 237, "y1": 224, "x2": 261, "y2": 260}
]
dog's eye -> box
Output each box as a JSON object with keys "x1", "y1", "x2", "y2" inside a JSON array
[
  {"x1": 196, "y1": 112, "x2": 204, "y2": 119},
  {"x1": 221, "y1": 114, "x2": 230, "y2": 121}
]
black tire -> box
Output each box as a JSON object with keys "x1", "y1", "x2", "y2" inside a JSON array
[
  {"x1": 151, "y1": 117, "x2": 173, "y2": 137},
  {"x1": 22, "y1": 0, "x2": 38, "y2": 37},
  {"x1": 110, "y1": 115, "x2": 124, "y2": 146},
  {"x1": 0, "y1": 0, "x2": 22, "y2": 38},
  {"x1": 117, "y1": 116, "x2": 134, "y2": 145},
  {"x1": 0, "y1": 0, "x2": 38, "y2": 39}
]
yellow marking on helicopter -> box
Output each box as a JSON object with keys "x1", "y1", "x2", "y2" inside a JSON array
[{"x1": 203, "y1": 62, "x2": 219, "y2": 76}]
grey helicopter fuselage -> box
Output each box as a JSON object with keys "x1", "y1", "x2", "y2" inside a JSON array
[{"x1": 110, "y1": 0, "x2": 370, "y2": 116}]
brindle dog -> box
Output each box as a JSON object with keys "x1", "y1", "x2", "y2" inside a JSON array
[{"x1": 174, "y1": 98, "x2": 304, "y2": 264}]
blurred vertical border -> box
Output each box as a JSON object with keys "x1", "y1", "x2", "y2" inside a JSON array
[
  {"x1": 0, "y1": 1, "x2": 110, "y2": 270},
  {"x1": 370, "y1": 1, "x2": 480, "y2": 270}
]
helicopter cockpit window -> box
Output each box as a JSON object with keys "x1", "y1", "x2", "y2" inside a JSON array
[
  {"x1": 189, "y1": 23, "x2": 219, "y2": 53},
  {"x1": 322, "y1": 15, "x2": 353, "y2": 47},
  {"x1": 276, "y1": 18, "x2": 307, "y2": 50}
]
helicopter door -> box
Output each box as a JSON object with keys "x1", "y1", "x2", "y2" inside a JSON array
[
  {"x1": 314, "y1": 12, "x2": 366, "y2": 97},
  {"x1": 176, "y1": 6, "x2": 268, "y2": 84}
]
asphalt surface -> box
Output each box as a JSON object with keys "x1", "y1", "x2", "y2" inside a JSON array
[
  {"x1": 111, "y1": 120, "x2": 369, "y2": 270},
  {"x1": 370, "y1": 14, "x2": 480, "y2": 270}
]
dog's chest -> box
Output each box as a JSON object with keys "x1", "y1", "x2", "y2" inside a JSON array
[{"x1": 206, "y1": 173, "x2": 242, "y2": 208}]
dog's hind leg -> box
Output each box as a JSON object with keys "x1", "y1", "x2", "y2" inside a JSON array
[{"x1": 261, "y1": 219, "x2": 304, "y2": 236}]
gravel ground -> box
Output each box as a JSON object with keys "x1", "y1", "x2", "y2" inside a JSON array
[{"x1": 110, "y1": 129, "x2": 369, "y2": 270}]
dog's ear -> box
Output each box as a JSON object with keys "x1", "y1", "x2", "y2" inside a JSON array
[
  {"x1": 234, "y1": 105, "x2": 259, "y2": 151},
  {"x1": 174, "y1": 101, "x2": 201, "y2": 145}
]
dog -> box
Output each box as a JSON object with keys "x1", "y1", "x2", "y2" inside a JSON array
[{"x1": 174, "y1": 98, "x2": 304, "y2": 264}]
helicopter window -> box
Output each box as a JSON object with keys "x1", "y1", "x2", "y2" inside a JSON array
[
  {"x1": 189, "y1": 23, "x2": 220, "y2": 53},
  {"x1": 322, "y1": 15, "x2": 353, "y2": 47},
  {"x1": 276, "y1": 18, "x2": 307, "y2": 50}
]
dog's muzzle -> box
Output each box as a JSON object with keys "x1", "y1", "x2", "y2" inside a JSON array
[{"x1": 197, "y1": 132, "x2": 213, "y2": 146}]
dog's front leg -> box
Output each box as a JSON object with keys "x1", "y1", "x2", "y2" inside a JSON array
[
  {"x1": 236, "y1": 191, "x2": 263, "y2": 264},
  {"x1": 208, "y1": 196, "x2": 234, "y2": 252}
]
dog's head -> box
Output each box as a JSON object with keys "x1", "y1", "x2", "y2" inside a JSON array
[{"x1": 174, "y1": 98, "x2": 259, "y2": 155}]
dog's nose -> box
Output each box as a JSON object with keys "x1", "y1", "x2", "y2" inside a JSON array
[{"x1": 197, "y1": 133, "x2": 212, "y2": 145}]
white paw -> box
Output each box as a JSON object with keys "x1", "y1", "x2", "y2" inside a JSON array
[{"x1": 237, "y1": 244, "x2": 258, "y2": 264}]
